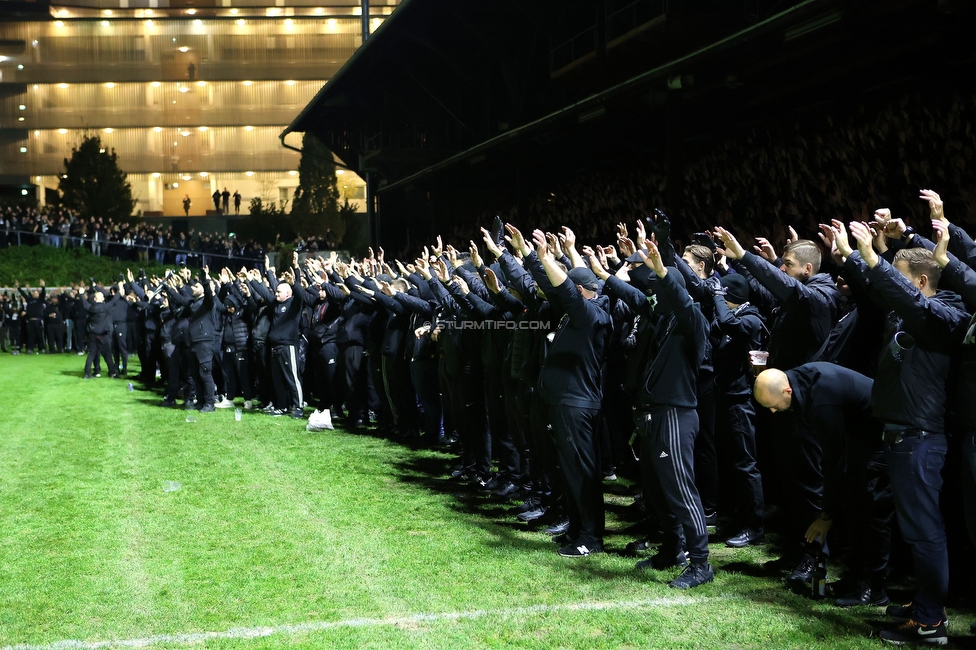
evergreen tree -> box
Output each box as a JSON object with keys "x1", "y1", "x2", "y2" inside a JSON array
[
  {"x1": 290, "y1": 132, "x2": 347, "y2": 242},
  {"x1": 58, "y1": 135, "x2": 137, "y2": 221}
]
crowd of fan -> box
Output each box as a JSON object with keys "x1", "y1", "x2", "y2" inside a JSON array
[
  {"x1": 5, "y1": 182, "x2": 976, "y2": 644},
  {"x1": 462, "y1": 91, "x2": 976, "y2": 256},
  {"x1": 0, "y1": 205, "x2": 268, "y2": 268}
]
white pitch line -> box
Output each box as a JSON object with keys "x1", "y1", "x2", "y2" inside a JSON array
[{"x1": 2, "y1": 596, "x2": 713, "y2": 650}]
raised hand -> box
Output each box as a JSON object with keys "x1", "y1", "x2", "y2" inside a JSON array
[
  {"x1": 480, "y1": 227, "x2": 503, "y2": 259},
  {"x1": 829, "y1": 219, "x2": 853, "y2": 259},
  {"x1": 589, "y1": 251, "x2": 610, "y2": 281},
  {"x1": 504, "y1": 224, "x2": 531, "y2": 256},
  {"x1": 483, "y1": 266, "x2": 501, "y2": 294},
  {"x1": 932, "y1": 219, "x2": 951, "y2": 268},
  {"x1": 432, "y1": 258, "x2": 451, "y2": 283},
  {"x1": 546, "y1": 232, "x2": 563, "y2": 259},
  {"x1": 787, "y1": 225, "x2": 799, "y2": 245},
  {"x1": 920, "y1": 189, "x2": 946, "y2": 224},
  {"x1": 531, "y1": 229, "x2": 551, "y2": 259},
  {"x1": 754, "y1": 237, "x2": 777, "y2": 262},
  {"x1": 639, "y1": 238, "x2": 667, "y2": 278},
  {"x1": 848, "y1": 221, "x2": 879, "y2": 268},
  {"x1": 617, "y1": 236, "x2": 636, "y2": 259},
  {"x1": 453, "y1": 275, "x2": 469, "y2": 295},
  {"x1": 714, "y1": 226, "x2": 746, "y2": 260},
  {"x1": 469, "y1": 240, "x2": 483, "y2": 268},
  {"x1": 431, "y1": 235, "x2": 443, "y2": 257}
]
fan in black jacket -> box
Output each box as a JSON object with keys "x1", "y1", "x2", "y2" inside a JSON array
[{"x1": 839, "y1": 220, "x2": 969, "y2": 644}]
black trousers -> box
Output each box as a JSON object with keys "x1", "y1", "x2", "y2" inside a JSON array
[
  {"x1": 694, "y1": 374, "x2": 717, "y2": 515},
  {"x1": 271, "y1": 344, "x2": 303, "y2": 411},
  {"x1": 26, "y1": 319, "x2": 42, "y2": 352},
  {"x1": 310, "y1": 340, "x2": 341, "y2": 412},
  {"x1": 85, "y1": 332, "x2": 117, "y2": 376},
  {"x1": 715, "y1": 394, "x2": 765, "y2": 530},
  {"x1": 112, "y1": 322, "x2": 128, "y2": 372},
  {"x1": 341, "y1": 344, "x2": 368, "y2": 420},
  {"x1": 381, "y1": 353, "x2": 418, "y2": 432},
  {"x1": 47, "y1": 323, "x2": 65, "y2": 353},
  {"x1": 221, "y1": 346, "x2": 252, "y2": 401},
  {"x1": 549, "y1": 404, "x2": 604, "y2": 548},
  {"x1": 636, "y1": 407, "x2": 709, "y2": 564},
  {"x1": 190, "y1": 341, "x2": 216, "y2": 407},
  {"x1": 485, "y1": 366, "x2": 519, "y2": 478},
  {"x1": 448, "y1": 364, "x2": 490, "y2": 477}
]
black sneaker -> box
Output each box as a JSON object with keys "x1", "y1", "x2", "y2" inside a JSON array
[
  {"x1": 884, "y1": 603, "x2": 948, "y2": 624},
  {"x1": 725, "y1": 528, "x2": 765, "y2": 548},
  {"x1": 161, "y1": 398, "x2": 177, "y2": 407},
  {"x1": 558, "y1": 543, "x2": 601, "y2": 558},
  {"x1": 669, "y1": 562, "x2": 714, "y2": 589},
  {"x1": 834, "y1": 581, "x2": 890, "y2": 607},
  {"x1": 885, "y1": 603, "x2": 914, "y2": 621},
  {"x1": 552, "y1": 533, "x2": 573, "y2": 545},
  {"x1": 512, "y1": 496, "x2": 542, "y2": 514},
  {"x1": 543, "y1": 518, "x2": 570, "y2": 536},
  {"x1": 270, "y1": 408, "x2": 287, "y2": 417},
  {"x1": 879, "y1": 619, "x2": 947, "y2": 646},
  {"x1": 183, "y1": 400, "x2": 197, "y2": 410},
  {"x1": 636, "y1": 549, "x2": 689, "y2": 571},
  {"x1": 626, "y1": 538, "x2": 652, "y2": 553},
  {"x1": 786, "y1": 555, "x2": 816, "y2": 585},
  {"x1": 198, "y1": 404, "x2": 216, "y2": 413},
  {"x1": 290, "y1": 409, "x2": 305, "y2": 419},
  {"x1": 491, "y1": 481, "x2": 520, "y2": 500},
  {"x1": 516, "y1": 506, "x2": 548, "y2": 523},
  {"x1": 704, "y1": 511, "x2": 718, "y2": 527}
]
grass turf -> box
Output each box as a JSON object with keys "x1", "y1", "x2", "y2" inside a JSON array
[{"x1": 0, "y1": 354, "x2": 970, "y2": 649}]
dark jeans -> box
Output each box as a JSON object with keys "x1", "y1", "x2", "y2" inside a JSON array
[
  {"x1": 884, "y1": 430, "x2": 948, "y2": 626},
  {"x1": 961, "y1": 432, "x2": 976, "y2": 565}
]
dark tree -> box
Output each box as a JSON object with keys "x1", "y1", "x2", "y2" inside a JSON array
[
  {"x1": 58, "y1": 135, "x2": 137, "y2": 221},
  {"x1": 290, "y1": 132, "x2": 347, "y2": 242}
]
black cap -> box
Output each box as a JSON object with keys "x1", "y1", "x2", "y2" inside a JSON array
[
  {"x1": 721, "y1": 274, "x2": 750, "y2": 304},
  {"x1": 625, "y1": 249, "x2": 646, "y2": 264},
  {"x1": 567, "y1": 267, "x2": 599, "y2": 291}
]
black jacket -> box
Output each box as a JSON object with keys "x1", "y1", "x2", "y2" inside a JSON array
[
  {"x1": 524, "y1": 252, "x2": 611, "y2": 409},
  {"x1": 785, "y1": 362, "x2": 878, "y2": 517},
  {"x1": 851, "y1": 253, "x2": 970, "y2": 433},
  {"x1": 733, "y1": 252, "x2": 839, "y2": 370},
  {"x1": 607, "y1": 270, "x2": 707, "y2": 411}
]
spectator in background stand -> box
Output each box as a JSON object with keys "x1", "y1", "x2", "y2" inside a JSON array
[
  {"x1": 222, "y1": 188, "x2": 230, "y2": 215},
  {"x1": 183, "y1": 194, "x2": 191, "y2": 217},
  {"x1": 233, "y1": 190, "x2": 242, "y2": 215},
  {"x1": 212, "y1": 189, "x2": 221, "y2": 214}
]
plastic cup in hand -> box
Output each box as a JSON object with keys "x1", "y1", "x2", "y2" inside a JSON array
[{"x1": 235, "y1": 408, "x2": 242, "y2": 421}]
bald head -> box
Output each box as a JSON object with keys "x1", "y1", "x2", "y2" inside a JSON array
[{"x1": 754, "y1": 368, "x2": 793, "y2": 413}]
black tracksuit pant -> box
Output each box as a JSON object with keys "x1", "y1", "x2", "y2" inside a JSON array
[
  {"x1": 549, "y1": 404, "x2": 604, "y2": 549},
  {"x1": 271, "y1": 343, "x2": 303, "y2": 412},
  {"x1": 636, "y1": 407, "x2": 709, "y2": 565}
]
